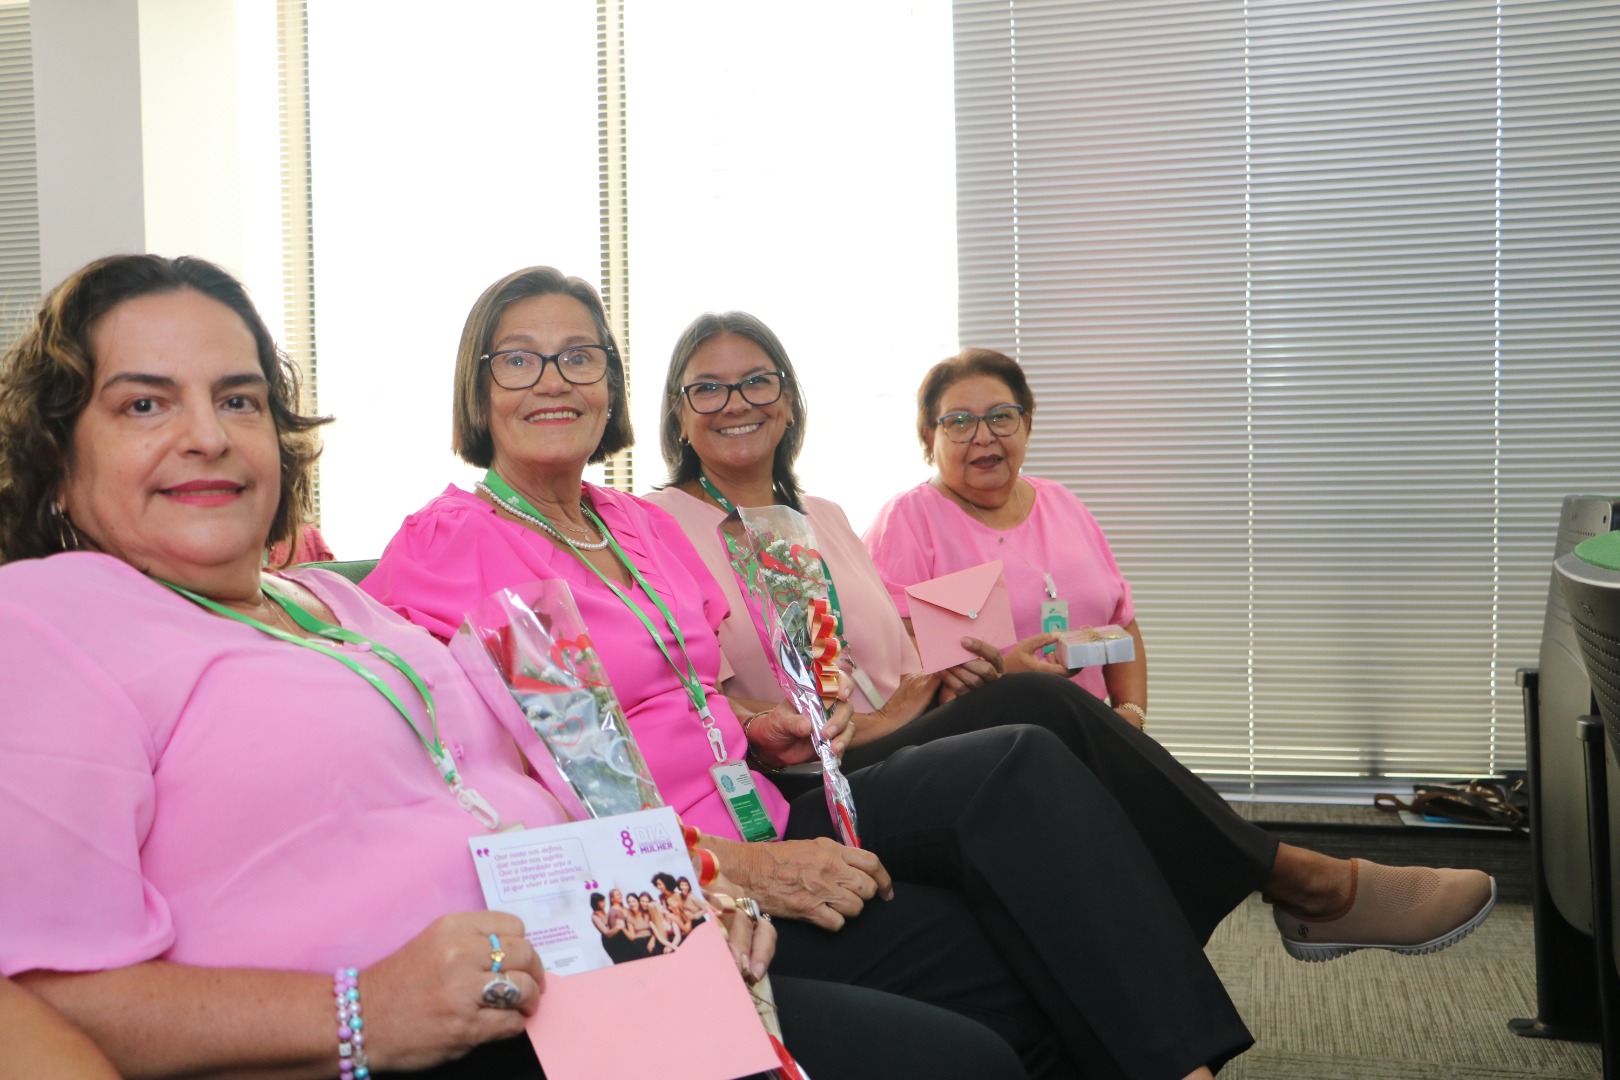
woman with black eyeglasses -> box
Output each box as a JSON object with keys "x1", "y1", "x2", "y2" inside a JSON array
[{"x1": 866, "y1": 348, "x2": 1148, "y2": 723}]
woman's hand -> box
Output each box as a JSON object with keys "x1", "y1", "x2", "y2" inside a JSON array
[
  {"x1": 745, "y1": 677, "x2": 856, "y2": 768},
  {"x1": 706, "y1": 873, "x2": 776, "y2": 983},
  {"x1": 705, "y1": 836, "x2": 894, "y2": 931},
  {"x1": 935, "y1": 637, "x2": 1006, "y2": 703},
  {"x1": 1001, "y1": 632, "x2": 1067, "y2": 678},
  {"x1": 359, "y1": 912, "x2": 545, "y2": 1073},
  {"x1": 849, "y1": 671, "x2": 940, "y2": 744}
]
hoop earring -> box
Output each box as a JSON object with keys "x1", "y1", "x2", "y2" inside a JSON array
[{"x1": 51, "y1": 502, "x2": 81, "y2": 552}]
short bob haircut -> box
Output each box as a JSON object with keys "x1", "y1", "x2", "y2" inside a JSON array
[
  {"x1": 0, "y1": 253, "x2": 328, "y2": 565},
  {"x1": 915, "y1": 347, "x2": 1036, "y2": 464},
  {"x1": 658, "y1": 311, "x2": 809, "y2": 512},
  {"x1": 451, "y1": 266, "x2": 633, "y2": 468}
]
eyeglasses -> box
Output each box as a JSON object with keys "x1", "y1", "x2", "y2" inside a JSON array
[
  {"x1": 482, "y1": 345, "x2": 612, "y2": 390},
  {"x1": 678, "y1": 371, "x2": 789, "y2": 414},
  {"x1": 935, "y1": 405, "x2": 1026, "y2": 443}
]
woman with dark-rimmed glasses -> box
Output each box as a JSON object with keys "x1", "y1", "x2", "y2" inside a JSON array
[{"x1": 866, "y1": 348, "x2": 1148, "y2": 721}]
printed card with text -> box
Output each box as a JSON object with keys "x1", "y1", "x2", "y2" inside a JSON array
[
  {"x1": 469, "y1": 807, "x2": 777, "y2": 1080},
  {"x1": 471, "y1": 806, "x2": 705, "y2": 974}
]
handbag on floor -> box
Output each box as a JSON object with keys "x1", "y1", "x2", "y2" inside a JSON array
[{"x1": 1374, "y1": 778, "x2": 1528, "y2": 830}]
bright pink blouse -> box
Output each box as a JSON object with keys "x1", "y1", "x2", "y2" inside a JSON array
[
  {"x1": 0, "y1": 553, "x2": 569, "y2": 978},
  {"x1": 864, "y1": 476, "x2": 1133, "y2": 702},
  {"x1": 641, "y1": 487, "x2": 922, "y2": 713},
  {"x1": 362, "y1": 485, "x2": 792, "y2": 842}
]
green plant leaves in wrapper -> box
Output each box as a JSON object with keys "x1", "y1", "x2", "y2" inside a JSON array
[
  {"x1": 450, "y1": 578, "x2": 662, "y2": 818},
  {"x1": 719, "y1": 504, "x2": 861, "y2": 847}
]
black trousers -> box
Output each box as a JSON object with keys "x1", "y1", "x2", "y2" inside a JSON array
[
  {"x1": 770, "y1": 675, "x2": 1276, "y2": 1079},
  {"x1": 377, "y1": 973, "x2": 1025, "y2": 1080},
  {"x1": 844, "y1": 672, "x2": 1278, "y2": 943}
]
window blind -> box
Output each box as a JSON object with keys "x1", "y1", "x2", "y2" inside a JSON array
[
  {"x1": 955, "y1": 0, "x2": 1620, "y2": 787},
  {"x1": 0, "y1": 3, "x2": 39, "y2": 323},
  {"x1": 278, "y1": 0, "x2": 318, "y2": 520}
]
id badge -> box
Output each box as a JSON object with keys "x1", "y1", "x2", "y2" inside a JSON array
[
  {"x1": 710, "y1": 760, "x2": 780, "y2": 842},
  {"x1": 849, "y1": 661, "x2": 886, "y2": 710},
  {"x1": 1041, "y1": 599, "x2": 1070, "y2": 634}
]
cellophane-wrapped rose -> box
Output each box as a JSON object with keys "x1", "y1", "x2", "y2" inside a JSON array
[
  {"x1": 719, "y1": 504, "x2": 860, "y2": 848},
  {"x1": 451, "y1": 579, "x2": 661, "y2": 817}
]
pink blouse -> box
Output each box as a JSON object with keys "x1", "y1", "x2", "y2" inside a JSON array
[
  {"x1": 362, "y1": 484, "x2": 792, "y2": 842},
  {"x1": 0, "y1": 553, "x2": 569, "y2": 978},
  {"x1": 864, "y1": 476, "x2": 1134, "y2": 702},
  {"x1": 641, "y1": 487, "x2": 921, "y2": 712}
]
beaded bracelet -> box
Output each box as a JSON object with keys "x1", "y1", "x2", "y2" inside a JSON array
[{"x1": 334, "y1": 967, "x2": 370, "y2": 1079}]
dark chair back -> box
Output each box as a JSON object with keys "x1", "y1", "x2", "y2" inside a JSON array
[{"x1": 296, "y1": 559, "x2": 379, "y2": 585}]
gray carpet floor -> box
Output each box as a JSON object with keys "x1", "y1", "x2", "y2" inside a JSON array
[{"x1": 1206, "y1": 896, "x2": 1603, "y2": 1078}]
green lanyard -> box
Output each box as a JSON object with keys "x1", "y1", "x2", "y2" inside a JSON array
[
  {"x1": 698, "y1": 473, "x2": 845, "y2": 640},
  {"x1": 158, "y1": 577, "x2": 503, "y2": 830},
  {"x1": 483, "y1": 471, "x2": 729, "y2": 763}
]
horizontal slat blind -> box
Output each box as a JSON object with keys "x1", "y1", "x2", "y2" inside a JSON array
[
  {"x1": 956, "y1": 0, "x2": 1620, "y2": 786},
  {"x1": 1498, "y1": 0, "x2": 1620, "y2": 769},
  {"x1": 0, "y1": 4, "x2": 39, "y2": 324},
  {"x1": 1247, "y1": 1, "x2": 1499, "y2": 779}
]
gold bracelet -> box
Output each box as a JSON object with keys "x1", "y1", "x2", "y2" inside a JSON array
[{"x1": 1116, "y1": 702, "x2": 1147, "y2": 727}]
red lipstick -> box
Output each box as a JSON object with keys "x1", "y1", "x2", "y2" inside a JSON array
[{"x1": 161, "y1": 480, "x2": 245, "y2": 507}]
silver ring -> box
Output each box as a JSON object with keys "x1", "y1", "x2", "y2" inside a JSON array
[
  {"x1": 737, "y1": 896, "x2": 765, "y2": 922},
  {"x1": 481, "y1": 973, "x2": 521, "y2": 1009}
]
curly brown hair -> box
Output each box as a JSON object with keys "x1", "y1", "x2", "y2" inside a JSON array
[{"x1": 0, "y1": 254, "x2": 330, "y2": 565}]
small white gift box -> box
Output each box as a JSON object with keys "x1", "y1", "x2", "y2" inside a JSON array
[{"x1": 1057, "y1": 625, "x2": 1135, "y2": 670}]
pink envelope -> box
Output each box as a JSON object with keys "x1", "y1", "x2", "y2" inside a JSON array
[
  {"x1": 905, "y1": 560, "x2": 1017, "y2": 673},
  {"x1": 525, "y1": 918, "x2": 777, "y2": 1080}
]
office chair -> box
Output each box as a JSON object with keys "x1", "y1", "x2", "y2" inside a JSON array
[
  {"x1": 1512, "y1": 495, "x2": 1618, "y2": 1042},
  {"x1": 1553, "y1": 531, "x2": 1620, "y2": 1079}
]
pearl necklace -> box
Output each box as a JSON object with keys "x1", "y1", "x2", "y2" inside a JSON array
[{"x1": 477, "y1": 482, "x2": 611, "y2": 551}]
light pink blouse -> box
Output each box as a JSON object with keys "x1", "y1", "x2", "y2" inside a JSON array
[
  {"x1": 864, "y1": 476, "x2": 1134, "y2": 702},
  {"x1": 362, "y1": 484, "x2": 792, "y2": 842},
  {"x1": 641, "y1": 487, "x2": 921, "y2": 712},
  {"x1": 0, "y1": 553, "x2": 569, "y2": 978}
]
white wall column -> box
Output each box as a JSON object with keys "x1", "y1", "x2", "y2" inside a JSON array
[
  {"x1": 31, "y1": 0, "x2": 146, "y2": 289},
  {"x1": 29, "y1": 0, "x2": 278, "y2": 298}
]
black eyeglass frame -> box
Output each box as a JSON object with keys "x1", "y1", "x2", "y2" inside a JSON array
[
  {"x1": 934, "y1": 404, "x2": 1028, "y2": 443},
  {"x1": 677, "y1": 370, "x2": 791, "y2": 415},
  {"x1": 480, "y1": 345, "x2": 614, "y2": 390}
]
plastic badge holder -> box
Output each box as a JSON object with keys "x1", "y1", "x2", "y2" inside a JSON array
[{"x1": 1058, "y1": 625, "x2": 1135, "y2": 670}]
